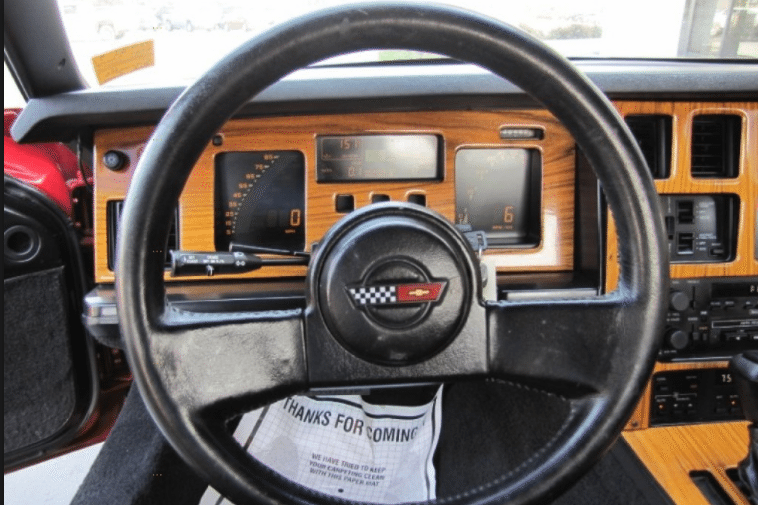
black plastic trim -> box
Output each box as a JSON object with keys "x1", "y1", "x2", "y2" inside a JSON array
[
  {"x1": 11, "y1": 60, "x2": 758, "y2": 143},
  {"x1": 83, "y1": 281, "x2": 307, "y2": 349},
  {"x1": 106, "y1": 200, "x2": 178, "y2": 270},
  {"x1": 691, "y1": 471, "x2": 738, "y2": 505},
  {"x1": 573, "y1": 148, "x2": 603, "y2": 292}
]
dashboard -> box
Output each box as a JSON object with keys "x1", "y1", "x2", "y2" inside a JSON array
[
  {"x1": 90, "y1": 99, "x2": 757, "y2": 505},
  {"x1": 12, "y1": 61, "x2": 757, "y2": 505}
]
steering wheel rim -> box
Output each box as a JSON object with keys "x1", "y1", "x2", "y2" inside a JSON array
[{"x1": 116, "y1": 3, "x2": 669, "y2": 504}]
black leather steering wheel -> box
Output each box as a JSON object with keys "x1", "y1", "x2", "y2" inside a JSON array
[{"x1": 116, "y1": 4, "x2": 668, "y2": 505}]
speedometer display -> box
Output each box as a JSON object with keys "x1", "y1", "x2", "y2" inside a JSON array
[
  {"x1": 455, "y1": 148, "x2": 541, "y2": 247},
  {"x1": 214, "y1": 151, "x2": 305, "y2": 252}
]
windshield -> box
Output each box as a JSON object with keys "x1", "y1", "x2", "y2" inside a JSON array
[{"x1": 56, "y1": 0, "x2": 758, "y2": 89}]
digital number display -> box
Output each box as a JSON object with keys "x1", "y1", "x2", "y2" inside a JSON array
[
  {"x1": 316, "y1": 135, "x2": 442, "y2": 182},
  {"x1": 712, "y1": 282, "x2": 758, "y2": 298},
  {"x1": 214, "y1": 151, "x2": 305, "y2": 252},
  {"x1": 455, "y1": 148, "x2": 541, "y2": 247}
]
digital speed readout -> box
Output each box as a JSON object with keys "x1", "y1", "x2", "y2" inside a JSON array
[
  {"x1": 214, "y1": 151, "x2": 305, "y2": 252},
  {"x1": 455, "y1": 148, "x2": 541, "y2": 247}
]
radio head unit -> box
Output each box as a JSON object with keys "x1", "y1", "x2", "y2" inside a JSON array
[{"x1": 660, "y1": 277, "x2": 758, "y2": 361}]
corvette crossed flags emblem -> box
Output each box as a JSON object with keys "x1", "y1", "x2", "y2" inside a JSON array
[{"x1": 348, "y1": 282, "x2": 446, "y2": 306}]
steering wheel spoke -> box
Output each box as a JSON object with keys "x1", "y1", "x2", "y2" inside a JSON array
[
  {"x1": 147, "y1": 307, "x2": 308, "y2": 417},
  {"x1": 487, "y1": 294, "x2": 629, "y2": 398}
]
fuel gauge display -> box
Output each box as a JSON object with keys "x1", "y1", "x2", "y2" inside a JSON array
[
  {"x1": 455, "y1": 148, "x2": 541, "y2": 247},
  {"x1": 215, "y1": 151, "x2": 305, "y2": 252}
]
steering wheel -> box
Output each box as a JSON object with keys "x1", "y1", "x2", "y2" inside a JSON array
[{"x1": 116, "y1": 4, "x2": 668, "y2": 505}]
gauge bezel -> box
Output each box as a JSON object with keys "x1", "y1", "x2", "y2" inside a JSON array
[
  {"x1": 315, "y1": 134, "x2": 443, "y2": 182},
  {"x1": 214, "y1": 150, "x2": 306, "y2": 253},
  {"x1": 454, "y1": 147, "x2": 542, "y2": 248}
]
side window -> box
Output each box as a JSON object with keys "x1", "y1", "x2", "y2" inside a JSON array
[{"x1": 4, "y1": 62, "x2": 27, "y2": 109}]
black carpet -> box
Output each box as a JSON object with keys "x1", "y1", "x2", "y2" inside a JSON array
[
  {"x1": 436, "y1": 381, "x2": 672, "y2": 504},
  {"x1": 72, "y1": 381, "x2": 673, "y2": 504},
  {"x1": 70, "y1": 385, "x2": 210, "y2": 505},
  {"x1": 436, "y1": 380, "x2": 572, "y2": 496},
  {"x1": 4, "y1": 267, "x2": 76, "y2": 455},
  {"x1": 555, "y1": 438, "x2": 674, "y2": 505}
]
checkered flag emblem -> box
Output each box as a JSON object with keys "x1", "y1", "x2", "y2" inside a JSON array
[
  {"x1": 347, "y1": 282, "x2": 446, "y2": 307},
  {"x1": 348, "y1": 285, "x2": 397, "y2": 305}
]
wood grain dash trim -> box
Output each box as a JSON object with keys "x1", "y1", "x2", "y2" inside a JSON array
[{"x1": 94, "y1": 110, "x2": 575, "y2": 282}]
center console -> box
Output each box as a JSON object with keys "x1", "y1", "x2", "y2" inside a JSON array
[{"x1": 615, "y1": 101, "x2": 757, "y2": 505}]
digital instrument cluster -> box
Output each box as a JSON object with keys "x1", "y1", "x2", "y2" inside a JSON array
[
  {"x1": 454, "y1": 148, "x2": 541, "y2": 247},
  {"x1": 214, "y1": 138, "x2": 542, "y2": 253}
]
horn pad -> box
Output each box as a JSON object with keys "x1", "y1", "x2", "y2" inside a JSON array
[{"x1": 315, "y1": 204, "x2": 474, "y2": 365}]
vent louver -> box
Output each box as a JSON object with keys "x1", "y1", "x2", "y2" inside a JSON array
[
  {"x1": 107, "y1": 200, "x2": 178, "y2": 270},
  {"x1": 625, "y1": 115, "x2": 672, "y2": 179},
  {"x1": 691, "y1": 115, "x2": 741, "y2": 178}
]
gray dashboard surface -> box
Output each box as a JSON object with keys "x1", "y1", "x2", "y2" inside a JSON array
[{"x1": 12, "y1": 60, "x2": 758, "y2": 143}]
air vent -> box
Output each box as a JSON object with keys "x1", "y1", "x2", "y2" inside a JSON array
[
  {"x1": 691, "y1": 115, "x2": 741, "y2": 178},
  {"x1": 625, "y1": 115, "x2": 672, "y2": 179},
  {"x1": 107, "y1": 200, "x2": 178, "y2": 270}
]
